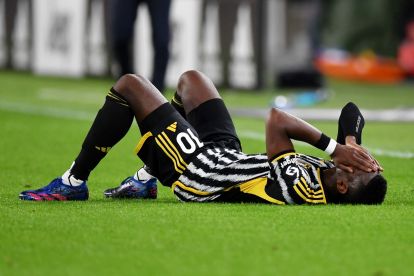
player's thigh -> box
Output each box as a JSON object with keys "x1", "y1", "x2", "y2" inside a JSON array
[
  {"x1": 177, "y1": 70, "x2": 221, "y2": 114},
  {"x1": 187, "y1": 98, "x2": 241, "y2": 150},
  {"x1": 177, "y1": 71, "x2": 241, "y2": 149}
]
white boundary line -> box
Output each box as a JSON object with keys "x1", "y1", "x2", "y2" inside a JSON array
[
  {"x1": 230, "y1": 108, "x2": 414, "y2": 122},
  {"x1": 0, "y1": 101, "x2": 95, "y2": 121}
]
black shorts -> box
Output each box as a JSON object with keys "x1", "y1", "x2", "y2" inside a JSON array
[{"x1": 135, "y1": 98, "x2": 241, "y2": 186}]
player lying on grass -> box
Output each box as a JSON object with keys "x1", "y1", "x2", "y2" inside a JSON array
[{"x1": 20, "y1": 70, "x2": 386, "y2": 204}]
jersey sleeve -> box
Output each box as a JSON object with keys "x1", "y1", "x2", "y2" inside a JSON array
[{"x1": 271, "y1": 152, "x2": 327, "y2": 205}]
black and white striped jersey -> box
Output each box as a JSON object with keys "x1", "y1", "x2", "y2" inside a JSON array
[
  {"x1": 172, "y1": 145, "x2": 270, "y2": 202},
  {"x1": 172, "y1": 148, "x2": 334, "y2": 204},
  {"x1": 268, "y1": 152, "x2": 334, "y2": 204}
]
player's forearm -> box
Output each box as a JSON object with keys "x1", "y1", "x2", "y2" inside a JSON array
[
  {"x1": 266, "y1": 108, "x2": 377, "y2": 173},
  {"x1": 267, "y1": 108, "x2": 335, "y2": 155},
  {"x1": 274, "y1": 109, "x2": 377, "y2": 172},
  {"x1": 280, "y1": 111, "x2": 323, "y2": 145}
]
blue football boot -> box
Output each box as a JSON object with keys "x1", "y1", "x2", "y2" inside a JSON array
[
  {"x1": 19, "y1": 178, "x2": 89, "y2": 201},
  {"x1": 104, "y1": 177, "x2": 157, "y2": 199}
]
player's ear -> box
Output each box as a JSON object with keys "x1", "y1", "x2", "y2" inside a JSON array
[{"x1": 336, "y1": 180, "x2": 348, "y2": 194}]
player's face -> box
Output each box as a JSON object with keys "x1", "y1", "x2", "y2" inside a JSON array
[{"x1": 342, "y1": 169, "x2": 378, "y2": 189}]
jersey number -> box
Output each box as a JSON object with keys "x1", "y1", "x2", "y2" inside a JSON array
[
  {"x1": 176, "y1": 129, "x2": 204, "y2": 154},
  {"x1": 286, "y1": 166, "x2": 299, "y2": 177}
]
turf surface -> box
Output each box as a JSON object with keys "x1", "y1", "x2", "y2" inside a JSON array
[{"x1": 1, "y1": 71, "x2": 413, "y2": 275}]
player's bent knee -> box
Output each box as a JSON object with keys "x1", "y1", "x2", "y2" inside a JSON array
[
  {"x1": 266, "y1": 108, "x2": 285, "y2": 128},
  {"x1": 118, "y1": 73, "x2": 148, "y2": 88},
  {"x1": 115, "y1": 74, "x2": 151, "y2": 96},
  {"x1": 177, "y1": 70, "x2": 204, "y2": 92},
  {"x1": 267, "y1": 108, "x2": 280, "y2": 122},
  {"x1": 179, "y1": 69, "x2": 204, "y2": 81}
]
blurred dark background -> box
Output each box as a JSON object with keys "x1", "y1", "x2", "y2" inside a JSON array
[{"x1": 1, "y1": 0, "x2": 413, "y2": 89}]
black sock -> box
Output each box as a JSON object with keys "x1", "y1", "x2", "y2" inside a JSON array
[
  {"x1": 336, "y1": 102, "x2": 365, "y2": 145},
  {"x1": 171, "y1": 91, "x2": 186, "y2": 119},
  {"x1": 71, "y1": 88, "x2": 134, "y2": 180}
]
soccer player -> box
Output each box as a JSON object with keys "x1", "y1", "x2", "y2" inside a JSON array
[{"x1": 20, "y1": 70, "x2": 386, "y2": 204}]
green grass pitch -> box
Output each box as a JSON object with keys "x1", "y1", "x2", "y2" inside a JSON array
[{"x1": 1, "y1": 71, "x2": 414, "y2": 275}]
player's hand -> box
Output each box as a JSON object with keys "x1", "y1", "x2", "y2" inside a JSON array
[
  {"x1": 345, "y1": 136, "x2": 383, "y2": 172},
  {"x1": 331, "y1": 143, "x2": 378, "y2": 173}
]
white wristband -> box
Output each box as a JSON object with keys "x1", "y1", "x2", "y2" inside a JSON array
[{"x1": 325, "y1": 139, "x2": 337, "y2": 155}]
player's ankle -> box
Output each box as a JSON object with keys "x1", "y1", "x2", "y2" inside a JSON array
[
  {"x1": 62, "y1": 163, "x2": 86, "y2": 186},
  {"x1": 133, "y1": 166, "x2": 154, "y2": 182}
]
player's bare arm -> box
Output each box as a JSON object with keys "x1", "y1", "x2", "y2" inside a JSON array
[{"x1": 265, "y1": 107, "x2": 378, "y2": 173}]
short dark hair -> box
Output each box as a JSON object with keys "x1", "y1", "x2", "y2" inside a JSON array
[{"x1": 353, "y1": 174, "x2": 387, "y2": 204}]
